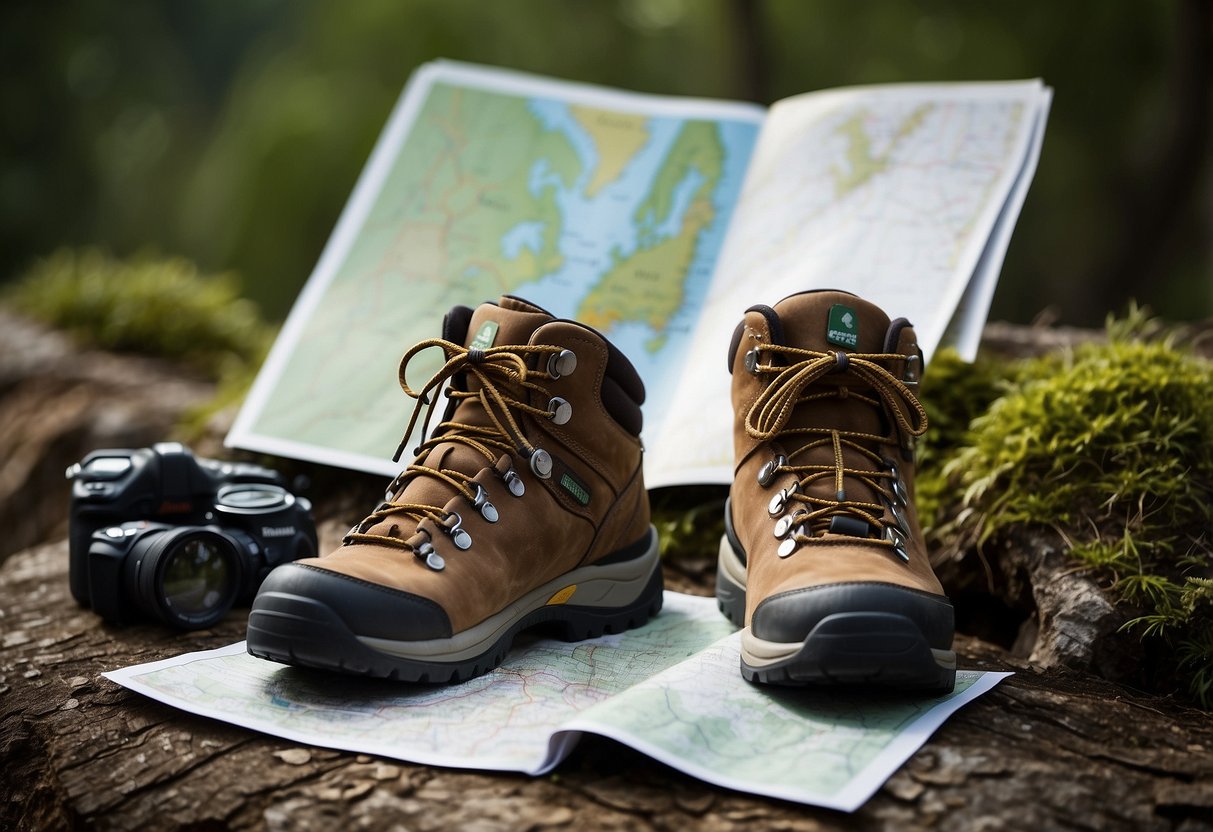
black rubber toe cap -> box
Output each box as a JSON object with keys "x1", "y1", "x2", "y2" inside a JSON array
[
  {"x1": 252, "y1": 563, "x2": 452, "y2": 641},
  {"x1": 751, "y1": 582, "x2": 954, "y2": 648}
]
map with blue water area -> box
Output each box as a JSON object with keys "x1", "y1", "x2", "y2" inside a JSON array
[
  {"x1": 233, "y1": 63, "x2": 761, "y2": 472},
  {"x1": 228, "y1": 62, "x2": 1050, "y2": 487}
]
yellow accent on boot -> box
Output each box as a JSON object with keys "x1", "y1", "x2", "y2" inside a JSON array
[{"x1": 546, "y1": 585, "x2": 577, "y2": 605}]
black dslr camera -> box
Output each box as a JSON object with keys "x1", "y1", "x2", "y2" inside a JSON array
[{"x1": 67, "y1": 442, "x2": 317, "y2": 629}]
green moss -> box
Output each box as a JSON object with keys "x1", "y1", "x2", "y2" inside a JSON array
[
  {"x1": 916, "y1": 347, "x2": 1015, "y2": 535},
  {"x1": 4, "y1": 248, "x2": 272, "y2": 380},
  {"x1": 953, "y1": 338, "x2": 1213, "y2": 538},
  {"x1": 921, "y1": 323, "x2": 1213, "y2": 706},
  {"x1": 651, "y1": 486, "x2": 727, "y2": 561}
]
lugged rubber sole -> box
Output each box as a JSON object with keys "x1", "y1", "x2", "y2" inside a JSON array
[
  {"x1": 246, "y1": 529, "x2": 664, "y2": 683},
  {"x1": 740, "y1": 612, "x2": 956, "y2": 690},
  {"x1": 716, "y1": 534, "x2": 956, "y2": 694}
]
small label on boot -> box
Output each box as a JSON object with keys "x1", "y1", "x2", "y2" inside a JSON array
[
  {"x1": 827, "y1": 304, "x2": 859, "y2": 349},
  {"x1": 469, "y1": 320, "x2": 499, "y2": 350},
  {"x1": 559, "y1": 472, "x2": 591, "y2": 506}
]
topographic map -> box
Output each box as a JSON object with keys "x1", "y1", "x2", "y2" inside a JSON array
[
  {"x1": 228, "y1": 62, "x2": 1049, "y2": 486},
  {"x1": 646, "y1": 82, "x2": 1051, "y2": 485},
  {"x1": 106, "y1": 592, "x2": 1009, "y2": 811},
  {"x1": 229, "y1": 61, "x2": 762, "y2": 474}
]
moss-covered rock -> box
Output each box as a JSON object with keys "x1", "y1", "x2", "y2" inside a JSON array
[
  {"x1": 4, "y1": 248, "x2": 272, "y2": 380},
  {"x1": 919, "y1": 323, "x2": 1213, "y2": 707}
]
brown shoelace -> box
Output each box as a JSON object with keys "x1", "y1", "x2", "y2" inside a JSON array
[
  {"x1": 345, "y1": 337, "x2": 568, "y2": 553},
  {"x1": 744, "y1": 345, "x2": 928, "y2": 551}
]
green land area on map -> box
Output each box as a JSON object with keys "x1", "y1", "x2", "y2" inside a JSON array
[
  {"x1": 232, "y1": 65, "x2": 1047, "y2": 488},
  {"x1": 251, "y1": 80, "x2": 733, "y2": 456}
]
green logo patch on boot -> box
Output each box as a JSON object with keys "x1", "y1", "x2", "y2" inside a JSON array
[
  {"x1": 559, "y1": 472, "x2": 591, "y2": 506},
  {"x1": 469, "y1": 321, "x2": 499, "y2": 351},
  {"x1": 827, "y1": 304, "x2": 859, "y2": 349}
]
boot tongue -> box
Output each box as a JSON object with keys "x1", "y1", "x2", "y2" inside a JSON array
[
  {"x1": 464, "y1": 296, "x2": 554, "y2": 354},
  {"x1": 767, "y1": 291, "x2": 895, "y2": 531},
  {"x1": 450, "y1": 294, "x2": 556, "y2": 437},
  {"x1": 384, "y1": 297, "x2": 555, "y2": 526},
  {"x1": 770, "y1": 290, "x2": 890, "y2": 355}
]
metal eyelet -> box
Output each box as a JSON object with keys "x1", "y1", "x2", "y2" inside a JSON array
[
  {"x1": 778, "y1": 528, "x2": 803, "y2": 558},
  {"x1": 887, "y1": 462, "x2": 910, "y2": 506},
  {"x1": 744, "y1": 348, "x2": 761, "y2": 375},
  {"x1": 773, "y1": 514, "x2": 793, "y2": 539},
  {"x1": 384, "y1": 475, "x2": 405, "y2": 502},
  {"x1": 547, "y1": 349, "x2": 577, "y2": 379},
  {"x1": 903, "y1": 352, "x2": 921, "y2": 389},
  {"x1": 470, "y1": 483, "x2": 498, "y2": 523},
  {"x1": 414, "y1": 538, "x2": 445, "y2": 571},
  {"x1": 773, "y1": 509, "x2": 806, "y2": 539},
  {"x1": 757, "y1": 454, "x2": 786, "y2": 487},
  {"x1": 530, "y1": 448, "x2": 553, "y2": 479},
  {"x1": 502, "y1": 467, "x2": 525, "y2": 497},
  {"x1": 768, "y1": 483, "x2": 798, "y2": 516},
  {"x1": 547, "y1": 397, "x2": 572, "y2": 425},
  {"x1": 444, "y1": 512, "x2": 472, "y2": 550},
  {"x1": 884, "y1": 524, "x2": 910, "y2": 563},
  {"x1": 885, "y1": 497, "x2": 910, "y2": 535}
]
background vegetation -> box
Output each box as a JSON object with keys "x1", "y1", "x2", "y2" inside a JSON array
[
  {"x1": 3, "y1": 0, "x2": 1212, "y2": 704},
  {"x1": 2, "y1": 0, "x2": 1210, "y2": 325}
]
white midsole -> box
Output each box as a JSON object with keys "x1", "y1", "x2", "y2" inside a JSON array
[
  {"x1": 717, "y1": 534, "x2": 748, "y2": 591},
  {"x1": 740, "y1": 628, "x2": 957, "y2": 670},
  {"x1": 357, "y1": 528, "x2": 659, "y2": 663}
]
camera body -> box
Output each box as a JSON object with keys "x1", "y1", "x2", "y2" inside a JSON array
[{"x1": 68, "y1": 443, "x2": 317, "y2": 629}]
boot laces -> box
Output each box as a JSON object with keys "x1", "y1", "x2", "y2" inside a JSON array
[
  {"x1": 745, "y1": 345, "x2": 927, "y2": 549},
  {"x1": 345, "y1": 337, "x2": 566, "y2": 552}
]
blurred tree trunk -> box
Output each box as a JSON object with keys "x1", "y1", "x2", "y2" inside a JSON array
[
  {"x1": 728, "y1": 0, "x2": 771, "y2": 103},
  {"x1": 0, "y1": 310, "x2": 214, "y2": 564},
  {"x1": 1102, "y1": 0, "x2": 1211, "y2": 309}
]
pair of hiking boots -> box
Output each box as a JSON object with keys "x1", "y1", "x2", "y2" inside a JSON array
[{"x1": 247, "y1": 290, "x2": 955, "y2": 692}]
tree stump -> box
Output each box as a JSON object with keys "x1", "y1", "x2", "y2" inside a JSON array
[
  {"x1": 4, "y1": 541, "x2": 1213, "y2": 831},
  {"x1": 3, "y1": 312, "x2": 1213, "y2": 830}
]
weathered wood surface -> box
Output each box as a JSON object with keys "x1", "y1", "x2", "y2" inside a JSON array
[
  {"x1": 0, "y1": 309, "x2": 215, "y2": 562},
  {"x1": 4, "y1": 539, "x2": 1213, "y2": 832},
  {"x1": 3, "y1": 310, "x2": 1213, "y2": 830}
]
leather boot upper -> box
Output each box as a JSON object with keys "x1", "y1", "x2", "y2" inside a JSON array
[
  {"x1": 726, "y1": 290, "x2": 946, "y2": 634},
  {"x1": 296, "y1": 295, "x2": 651, "y2": 634}
]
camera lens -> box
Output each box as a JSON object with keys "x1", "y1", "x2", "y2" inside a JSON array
[
  {"x1": 216, "y1": 483, "x2": 291, "y2": 513},
  {"x1": 125, "y1": 528, "x2": 241, "y2": 629},
  {"x1": 161, "y1": 537, "x2": 232, "y2": 617}
]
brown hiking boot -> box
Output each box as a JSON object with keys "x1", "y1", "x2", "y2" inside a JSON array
[
  {"x1": 715, "y1": 290, "x2": 955, "y2": 691},
  {"x1": 247, "y1": 296, "x2": 661, "y2": 682}
]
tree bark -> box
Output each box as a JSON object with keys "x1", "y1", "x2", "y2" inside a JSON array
[
  {"x1": 3, "y1": 312, "x2": 1213, "y2": 831},
  {"x1": 3, "y1": 542, "x2": 1213, "y2": 832}
]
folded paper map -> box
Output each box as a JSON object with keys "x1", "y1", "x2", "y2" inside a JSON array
[
  {"x1": 225, "y1": 60, "x2": 1051, "y2": 487},
  {"x1": 105, "y1": 592, "x2": 1010, "y2": 812}
]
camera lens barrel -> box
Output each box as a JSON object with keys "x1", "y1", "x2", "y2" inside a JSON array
[
  {"x1": 214, "y1": 483, "x2": 292, "y2": 513},
  {"x1": 123, "y1": 527, "x2": 242, "y2": 629}
]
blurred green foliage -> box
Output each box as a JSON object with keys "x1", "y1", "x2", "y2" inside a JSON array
[
  {"x1": 4, "y1": 248, "x2": 272, "y2": 379},
  {"x1": 652, "y1": 486, "x2": 727, "y2": 561},
  {"x1": 917, "y1": 319, "x2": 1213, "y2": 707},
  {"x1": 2, "y1": 1, "x2": 1209, "y2": 324}
]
